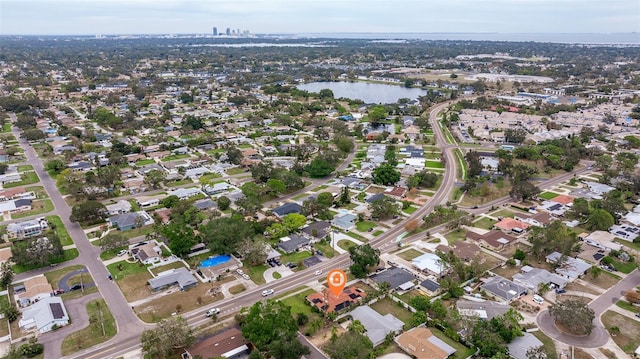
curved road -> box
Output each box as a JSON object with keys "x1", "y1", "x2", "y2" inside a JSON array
[{"x1": 537, "y1": 269, "x2": 640, "y2": 348}]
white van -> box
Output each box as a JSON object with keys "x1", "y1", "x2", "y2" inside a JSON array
[{"x1": 532, "y1": 295, "x2": 544, "y2": 304}]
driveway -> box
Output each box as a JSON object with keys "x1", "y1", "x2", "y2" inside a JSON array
[
  {"x1": 57, "y1": 268, "x2": 95, "y2": 292},
  {"x1": 536, "y1": 269, "x2": 640, "y2": 347},
  {"x1": 263, "y1": 266, "x2": 294, "y2": 283}
]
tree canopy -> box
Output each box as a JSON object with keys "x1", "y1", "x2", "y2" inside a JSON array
[
  {"x1": 349, "y1": 244, "x2": 380, "y2": 278},
  {"x1": 549, "y1": 299, "x2": 594, "y2": 335}
]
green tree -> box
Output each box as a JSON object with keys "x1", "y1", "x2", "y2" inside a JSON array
[
  {"x1": 317, "y1": 192, "x2": 335, "y2": 209},
  {"x1": 367, "y1": 105, "x2": 387, "y2": 123},
  {"x1": 509, "y1": 180, "x2": 540, "y2": 202},
  {"x1": 98, "y1": 233, "x2": 128, "y2": 252},
  {"x1": 1, "y1": 303, "x2": 19, "y2": 322},
  {"x1": 528, "y1": 221, "x2": 577, "y2": 260},
  {"x1": 143, "y1": 169, "x2": 166, "y2": 190},
  {"x1": 372, "y1": 164, "x2": 400, "y2": 186},
  {"x1": 70, "y1": 201, "x2": 107, "y2": 223},
  {"x1": 282, "y1": 213, "x2": 307, "y2": 232},
  {"x1": 306, "y1": 158, "x2": 335, "y2": 178},
  {"x1": 161, "y1": 222, "x2": 199, "y2": 258},
  {"x1": 0, "y1": 261, "x2": 14, "y2": 289},
  {"x1": 369, "y1": 196, "x2": 399, "y2": 220},
  {"x1": 226, "y1": 146, "x2": 243, "y2": 165},
  {"x1": 217, "y1": 196, "x2": 231, "y2": 211},
  {"x1": 45, "y1": 159, "x2": 66, "y2": 175},
  {"x1": 549, "y1": 299, "x2": 595, "y2": 335},
  {"x1": 324, "y1": 330, "x2": 373, "y2": 359},
  {"x1": 141, "y1": 316, "x2": 194, "y2": 359},
  {"x1": 349, "y1": 244, "x2": 380, "y2": 278},
  {"x1": 465, "y1": 150, "x2": 483, "y2": 178},
  {"x1": 266, "y1": 179, "x2": 286, "y2": 196},
  {"x1": 586, "y1": 208, "x2": 615, "y2": 231}
]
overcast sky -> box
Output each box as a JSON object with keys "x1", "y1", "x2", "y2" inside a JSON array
[{"x1": 1, "y1": 0, "x2": 639, "y2": 35}]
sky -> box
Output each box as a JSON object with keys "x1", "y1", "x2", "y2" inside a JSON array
[{"x1": 1, "y1": 0, "x2": 639, "y2": 35}]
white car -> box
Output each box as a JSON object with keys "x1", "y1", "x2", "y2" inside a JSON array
[
  {"x1": 117, "y1": 250, "x2": 128, "y2": 257},
  {"x1": 205, "y1": 308, "x2": 220, "y2": 317},
  {"x1": 314, "y1": 270, "x2": 323, "y2": 276},
  {"x1": 262, "y1": 289, "x2": 274, "y2": 297},
  {"x1": 242, "y1": 274, "x2": 251, "y2": 280},
  {"x1": 236, "y1": 269, "x2": 244, "y2": 275},
  {"x1": 532, "y1": 295, "x2": 544, "y2": 305}
]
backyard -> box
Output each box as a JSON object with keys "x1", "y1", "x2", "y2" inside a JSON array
[
  {"x1": 472, "y1": 217, "x2": 496, "y2": 230},
  {"x1": 370, "y1": 298, "x2": 413, "y2": 328},
  {"x1": 396, "y1": 248, "x2": 424, "y2": 261},
  {"x1": 45, "y1": 215, "x2": 73, "y2": 246},
  {"x1": 12, "y1": 199, "x2": 54, "y2": 219},
  {"x1": 106, "y1": 260, "x2": 153, "y2": 302}
]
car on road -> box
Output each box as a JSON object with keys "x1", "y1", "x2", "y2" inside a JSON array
[
  {"x1": 262, "y1": 289, "x2": 274, "y2": 297},
  {"x1": 236, "y1": 269, "x2": 244, "y2": 275},
  {"x1": 635, "y1": 313, "x2": 640, "y2": 318},
  {"x1": 205, "y1": 308, "x2": 220, "y2": 317},
  {"x1": 117, "y1": 250, "x2": 128, "y2": 256},
  {"x1": 69, "y1": 284, "x2": 84, "y2": 291},
  {"x1": 242, "y1": 274, "x2": 250, "y2": 280},
  {"x1": 314, "y1": 270, "x2": 323, "y2": 276},
  {"x1": 555, "y1": 288, "x2": 566, "y2": 294}
]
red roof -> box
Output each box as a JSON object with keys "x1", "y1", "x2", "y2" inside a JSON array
[
  {"x1": 495, "y1": 218, "x2": 529, "y2": 231},
  {"x1": 551, "y1": 194, "x2": 574, "y2": 205},
  {"x1": 306, "y1": 286, "x2": 366, "y2": 313}
]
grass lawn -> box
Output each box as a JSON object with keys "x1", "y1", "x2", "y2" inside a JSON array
[
  {"x1": 229, "y1": 284, "x2": 245, "y2": 295},
  {"x1": 150, "y1": 261, "x2": 187, "y2": 276},
  {"x1": 338, "y1": 240, "x2": 357, "y2": 251},
  {"x1": 538, "y1": 192, "x2": 559, "y2": 200},
  {"x1": 370, "y1": 298, "x2": 413, "y2": 327},
  {"x1": 313, "y1": 241, "x2": 337, "y2": 258},
  {"x1": 444, "y1": 230, "x2": 466, "y2": 245},
  {"x1": 355, "y1": 221, "x2": 376, "y2": 232},
  {"x1": 225, "y1": 167, "x2": 246, "y2": 175},
  {"x1": 583, "y1": 270, "x2": 620, "y2": 290},
  {"x1": 396, "y1": 248, "x2": 424, "y2": 261},
  {"x1": 281, "y1": 251, "x2": 312, "y2": 266},
  {"x1": 491, "y1": 209, "x2": 516, "y2": 218},
  {"x1": 12, "y1": 248, "x2": 79, "y2": 274},
  {"x1": 61, "y1": 298, "x2": 116, "y2": 356},
  {"x1": 281, "y1": 288, "x2": 317, "y2": 318},
  {"x1": 610, "y1": 260, "x2": 638, "y2": 274},
  {"x1": 134, "y1": 159, "x2": 156, "y2": 166},
  {"x1": 614, "y1": 238, "x2": 640, "y2": 251},
  {"x1": 3, "y1": 171, "x2": 39, "y2": 188},
  {"x1": 165, "y1": 179, "x2": 194, "y2": 187},
  {"x1": 273, "y1": 272, "x2": 282, "y2": 279},
  {"x1": 312, "y1": 185, "x2": 329, "y2": 192},
  {"x1": 403, "y1": 206, "x2": 418, "y2": 215},
  {"x1": 44, "y1": 265, "x2": 98, "y2": 300},
  {"x1": 532, "y1": 330, "x2": 557, "y2": 359},
  {"x1": 45, "y1": 215, "x2": 73, "y2": 246},
  {"x1": 602, "y1": 310, "x2": 640, "y2": 353},
  {"x1": 117, "y1": 225, "x2": 155, "y2": 239},
  {"x1": 135, "y1": 277, "x2": 232, "y2": 323},
  {"x1": 11, "y1": 199, "x2": 54, "y2": 219},
  {"x1": 107, "y1": 260, "x2": 153, "y2": 302},
  {"x1": 616, "y1": 300, "x2": 639, "y2": 313},
  {"x1": 199, "y1": 173, "x2": 223, "y2": 182},
  {"x1": 373, "y1": 230, "x2": 384, "y2": 236},
  {"x1": 160, "y1": 154, "x2": 191, "y2": 162},
  {"x1": 473, "y1": 217, "x2": 496, "y2": 230},
  {"x1": 425, "y1": 161, "x2": 445, "y2": 169},
  {"x1": 242, "y1": 263, "x2": 268, "y2": 285},
  {"x1": 346, "y1": 231, "x2": 366, "y2": 241},
  {"x1": 428, "y1": 327, "x2": 475, "y2": 359},
  {"x1": 44, "y1": 264, "x2": 86, "y2": 288},
  {"x1": 2, "y1": 123, "x2": 11, "y2": 132},
  {"x1": 17, "y1": 164, "x2": 34, "y2": 171},
  {"x1": 99, "y1": 247, "x2": 128, "y2": 261}
]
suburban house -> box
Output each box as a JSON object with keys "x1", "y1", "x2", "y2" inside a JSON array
[
  {"x1": 131, "y1": 241, "x2": 163, "y2": 265},
  {"x1": 418, "y1": 278, "x2": 441, "y2": 296},
  {"x1": 368, "y1": 267, "x2": 416, "y2": 292},
  {"x1": 580, "y1": 231, "x2": 623, "y2": 251},
  {"x1": 508, "y1": 333, "x2": 544, "y2": 359},
  {"x1": 350, "y1": 305, "x2": 404, "y2": 347},
  {"x1": 18, "y1": 296, "x2": 69, "y2": 334},
  {"x1": 456, "y1": 300, "x2": 511, "y2": 320},
  {"x1": 513, "y1": 266, "x2": 568, "y2": 291},
  {"x1": 0, "y1": 188, "x2": 35, "y2": 202},
  {"x1": 331, "y1": 212, "x2": 358, "y2": 231},
  {"x1": 466, "y1": 230, "x2": 517, "y2": 251},
  {"x1": 301, "y1": 221, "x2": 331, "y2": 241},
  {"x1": 545, "y1": 252, "x2": 591, "y2": 281},
  {"x1": 494, "y1": 217, "x2": 530, "y2": 234},
  {"x1": 105, "y1": 200, "x2": 133, "y2": 216},
  {"x1": 136, "y1": 195, "x2": 162, "y2": 208},
  {"x1": 271, "y1": 202, "x2": 302, "y2": 218},
  {"x1": 108, "y1": 211, "x2": 154, "y2": 231},
  {"x1": 277, "y1": 234, "x2": 310, "y2": 254},
  {"x1": 306, "y1": 286, "x2": 366, "y2": 313},
  {"x1": 15, "y1": 275, "x2": 54, "y2": 307},
  {"x1": 436, "y1": 241, "x2": 481, "y2": 263},
  {"x1": 148, "y1": 267, "x2": 198, "y2": 291},
  {"x1": 6, "y1": 218, "x2": 48, "y2": 239},
  {"x1": 167, "y1": 187, "x2": 205, "y2": 200},
  {"x1": 513, "y1": 212, "x2": 554, "y2": 227},
  {"x1": 182, "y1": 327, "x2": 250, "y2": 359},
  {"x1": 412, "y1": 253, "x2": 448, "y2": 276},
  {"x1": 203, "y1": 182, "x2": 231, "y2": 195},
  {"x1": 0, "y1": 199, "x2": 32, "y2": 214},
  {"x1": 480, "y1": 276, "x2": 527, "y2": 302},
  {"x1": 396, "y1": 326, "x2": 457, "y2": 359}
]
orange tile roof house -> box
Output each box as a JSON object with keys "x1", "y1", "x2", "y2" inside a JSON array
[
  {"x1": 306, "y1": 286, "x2": 366, "y2": 313},
  {"x1": 551, "y1": 194, "x2": 574, "y2": 205},
  {"x1": 396, "y1": 327, "x2": 457, "y2": 359},
  {"x1": 466, "y1": 230, "x2": 517, "y2": 251},
  {"x1": 494, "y1": 217, "x2": 530, "y2": 233}
]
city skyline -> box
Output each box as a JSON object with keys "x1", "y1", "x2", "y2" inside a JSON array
[{"x1": 1, "y1": 0, "x2": 639, "y2": 36}]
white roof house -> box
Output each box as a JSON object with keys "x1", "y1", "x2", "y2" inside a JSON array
[
  {"x1": 545, "y1": 252, "x2": 591, "y2": 281},
  {"x1": 350, "y1": 305, "x2": 404, "y2": 347},
  {"x1": 105, "y1": 200, "x2": 133, "y2": 216},
  {"x1": 19, "y1": 296, "x2": 69, "y2": 333},
  {"x1": 412, "y1": 253, "x2": 448, "y2": 276},
  {"x1": 167, "y1": 187, "x2": 205, "y2": 200}
]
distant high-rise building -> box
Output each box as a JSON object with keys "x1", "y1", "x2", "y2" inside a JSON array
[
  {"x1": 237, "y1": 29, "x2": 241, "y2": 36},
  {"x1": 226, "y1": 28, "x2": 231, "y2": 36},
  {"x1": 213, "y1": 27, "x2": 217, "y2": 36}
]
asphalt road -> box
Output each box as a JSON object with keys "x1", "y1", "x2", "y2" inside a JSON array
[
  {"x1": 536, "y1": 269, "x2": 640, "y2": 348},
  {"x1": 9, "y1": 117, "x2": 149, "y2": 359}
]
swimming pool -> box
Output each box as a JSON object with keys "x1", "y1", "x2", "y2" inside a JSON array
[{"x1": 199, "y1": 254, "x2": 232, "y2": 268}]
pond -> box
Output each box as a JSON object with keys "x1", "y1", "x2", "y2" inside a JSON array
[{"x1": 297, "y1": 81, "x2": 427, "y2": 104}]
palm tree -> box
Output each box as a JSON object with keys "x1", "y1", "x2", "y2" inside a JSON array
[{"x1": 590, "y1": 266, "x2": 602, "y2": 279}]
